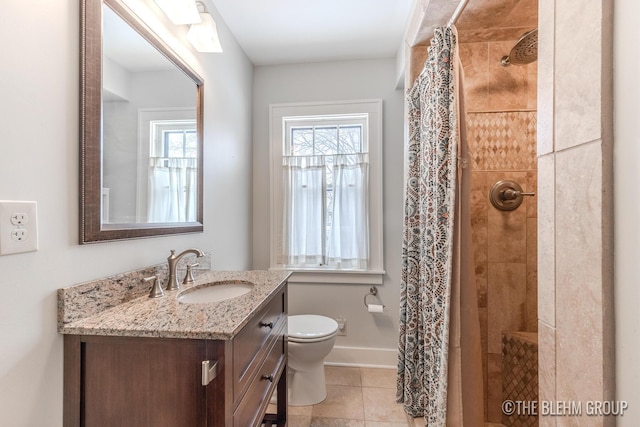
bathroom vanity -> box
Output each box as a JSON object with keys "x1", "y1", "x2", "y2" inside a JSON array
[{"x1": 59, "y1": 270, "x2": 289, "y2": 427}]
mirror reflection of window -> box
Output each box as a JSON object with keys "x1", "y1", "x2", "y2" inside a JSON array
[
  {"x1": 147, "y1": 119, "x2": 198, "y2": 223},
  {"x1": 150, "y1": 120, "x2": 197, "y2": 159}
]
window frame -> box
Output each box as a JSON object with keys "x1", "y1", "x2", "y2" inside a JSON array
[
  {"x1": 269, "y1": 100, "x2": 384, "y2": 284},
  {"x1": 285, "y1": 115, "x2": 368, "y2": 156}
]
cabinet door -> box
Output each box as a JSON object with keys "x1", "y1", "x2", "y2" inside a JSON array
[{"x1": 81, "y1": 336, "x2": 208, "y2": 427}]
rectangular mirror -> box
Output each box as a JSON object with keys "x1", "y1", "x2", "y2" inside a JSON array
[{"x1": 80, "y1": 0, "x2": 204, "y2": 243}]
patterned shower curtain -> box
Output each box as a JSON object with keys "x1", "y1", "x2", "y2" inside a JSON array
[{"x1": 396, "y1": 27, "x2": 484, "y2": 426}]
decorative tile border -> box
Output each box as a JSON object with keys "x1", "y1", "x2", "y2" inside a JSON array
[{"x1": 466, "y1": 111, "x2": 537, "y2": 171}]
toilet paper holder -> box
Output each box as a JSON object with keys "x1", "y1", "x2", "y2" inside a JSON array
[{"x1": 363, "y1": 286, "x2": 385, "y2": 309}]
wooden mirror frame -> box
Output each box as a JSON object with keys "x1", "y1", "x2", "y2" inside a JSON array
[{"x1": 80, "y1": 0, "x2": 204, "y2": 243}]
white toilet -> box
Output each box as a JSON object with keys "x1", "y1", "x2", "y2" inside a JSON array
[{"x1": 287, "y1": 314, "x2": 339, "y2": 406}]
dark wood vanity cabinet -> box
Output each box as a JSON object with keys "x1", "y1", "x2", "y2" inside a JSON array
[{"x1": 63, "y1": 287, "x2": 287, "y2": 427}]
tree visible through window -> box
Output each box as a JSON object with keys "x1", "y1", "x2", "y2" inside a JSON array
[{"x1": 164, "y1": 129, "x2": 198, "y2": 160}]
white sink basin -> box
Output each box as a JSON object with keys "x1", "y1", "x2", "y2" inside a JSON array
[{"x1": 177, "y1": 281, "x2": 254, "y2": 304}]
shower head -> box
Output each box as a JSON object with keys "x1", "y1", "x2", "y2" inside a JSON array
[{"x1": 500, "y1": 29, "x2": 538, "y2": 67}]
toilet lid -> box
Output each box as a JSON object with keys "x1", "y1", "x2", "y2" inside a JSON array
[{"x1": 288, "y1": 315, "x2": 339, "y2": 341}]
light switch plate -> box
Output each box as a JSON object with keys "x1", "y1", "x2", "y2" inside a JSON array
[{"x1": 0, "y1": 201, "x2": 38, "y2": 255}]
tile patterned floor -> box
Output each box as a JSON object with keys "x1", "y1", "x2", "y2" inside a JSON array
[{"x1": 270, "y1": 366, "x2": 505, "y2": 427}]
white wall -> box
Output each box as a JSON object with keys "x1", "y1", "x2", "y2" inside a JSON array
[
  {"x1": 252, "y1": 59, "x2": 405, "y2": 366},
  {"x1": 614, "y1": 0, "x2": 640, "y2": 424},
  {"x1": 0, "y1": 0, "x2": 254, "y2": 425}
]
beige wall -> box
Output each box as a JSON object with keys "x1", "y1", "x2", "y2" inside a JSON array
[{"x1": 460, "y1": 39, "x2": 538, "y2": 422}]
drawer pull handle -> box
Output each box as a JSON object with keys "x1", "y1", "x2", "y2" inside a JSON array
[
  {"x1": 201, "y1": 360, "x2": 218, "y2": 386},
  {"x1": 259, "y1": 321, "x2": 274, "y2": 329},
  {"x1": 261, "y1": 374, "x2": 274, "y2": 382}
]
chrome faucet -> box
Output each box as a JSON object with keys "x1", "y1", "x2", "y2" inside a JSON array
[{"x1": 166, "y1": 249, "x2": 205, "y2": 291}]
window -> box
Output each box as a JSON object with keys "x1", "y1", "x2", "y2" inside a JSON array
[
  {"x1": 270, "y1": 100, "x2": 384, "y2": 284},
  {"x1": 161, "y1": 128, "x2": 198, "y2": 160},
  {"x1": 136, "y1": 108, "x2": 197, "y2": 223},
  {"x1": 151, "y1": 120, "x2": 198, "y2": 162},
  {"x1": 147, "y1": 120, "x2": 198, "y2": 223}
]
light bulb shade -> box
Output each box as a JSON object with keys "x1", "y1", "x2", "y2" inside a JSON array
[
  {"x1": 154, "y1": 0, "x2": 201, "y2": 25},
  {"x1": 187, "y1": 13, "x2": 223, "y2": 52}
]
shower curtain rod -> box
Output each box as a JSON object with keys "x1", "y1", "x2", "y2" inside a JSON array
[{"x1": 446, "y1": 0, "x2": 470, "y2": 27}]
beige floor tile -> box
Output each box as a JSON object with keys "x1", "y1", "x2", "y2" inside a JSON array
[
  {"x1": 365, "y1": 421, "x2": 411, "y2": 426},
  {"x1": 363, "y1": 387, "x2": 408, "y2": 423},
  {"x1": 282, "y1": 366, "x2": 502, "y2": 427},
  {"x1": 361, "y1": 367, "x2": 397, "y2": 389},
  {"x1": 325, "y1": 365, "x2": 362, "y2": 386},
  {"x1": 288, "y1": 414, "x2": 312, "y2": 427},
  {"x1": 289, "y1": 404, "x2": 314, "y2": 416},
  {"x1": 310, "y1": 417, "x2": 366, "y2": 426},
  {"x1": 312, "y1": 385, "x2": 365, "y2": 420}
]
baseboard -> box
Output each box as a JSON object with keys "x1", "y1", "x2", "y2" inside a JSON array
[{"x1": 324, "y1": 345, "x2": 397, "y2": 368}]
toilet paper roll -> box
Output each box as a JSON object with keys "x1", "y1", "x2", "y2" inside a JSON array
[{"x1": 367, "y1": 304, "x2": 384, "y2": 313}]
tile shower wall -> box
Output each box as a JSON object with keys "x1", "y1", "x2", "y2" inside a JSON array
[
  {"x1": 459, "y1": 39, "x2": 538, "y2": 423},
  {"x1": 537, "y1": 1, "x2": 615, "y2": 425},
  {"x1": 502, "y1": 332, "x2": 539, "y2": 427}
]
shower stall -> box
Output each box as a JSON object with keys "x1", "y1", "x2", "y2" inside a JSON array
[
  {"x1": 456, "y1": 4, "x2": 539, "y2": 424},
  {"x1": 402, "y1": 0, "x2": 539, "y2": 424}
]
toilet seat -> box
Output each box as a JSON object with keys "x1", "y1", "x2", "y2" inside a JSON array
[{"x1": 288, "y1": 315, "x2": 338, "y2": 343}]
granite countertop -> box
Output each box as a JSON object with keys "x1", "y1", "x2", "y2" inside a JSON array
[{"x1": 58, "y1": 270, "x2": 290, "y2": 340}]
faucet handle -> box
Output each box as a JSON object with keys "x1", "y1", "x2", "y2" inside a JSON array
[
  {"x1": 182, "y1": 263, "x2": 199, "y2": 285},
  {"x1": 144, "y1": 276, "x2": 164, "y2": 298}
]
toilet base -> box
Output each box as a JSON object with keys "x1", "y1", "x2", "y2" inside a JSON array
[{"x1": 288, "y1": 364, "x2": 327, "y2": 406}]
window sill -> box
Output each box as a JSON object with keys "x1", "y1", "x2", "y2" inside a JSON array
[{"x1": 269, "y1": 267, "x2": 385, "y2": 285}]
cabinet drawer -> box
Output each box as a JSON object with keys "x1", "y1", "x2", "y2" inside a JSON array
[
  {"x1": 233, "y1": 332, "x2": 285, "y2": 427},
  {"x1": 233, "y1": 289, "x2": 285, "y2": 402}
]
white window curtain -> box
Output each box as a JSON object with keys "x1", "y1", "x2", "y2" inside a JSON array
[
  {"x1": 282, "y1": 155, "x2": 325, "y2": 266},
  {"x1": 326, "y1": 153, "x2": 369, "y2": 269},
  {"x1": 281, "y1": 153, "x2": 369, "y2": 269},
  {"x1": 147, "y1": 157, "x2": 197, "y2": 223}
]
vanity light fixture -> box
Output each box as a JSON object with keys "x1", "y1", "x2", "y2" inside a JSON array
[
  {"x1": 186, "y1": 1, "x2": 223, "y2": 53},
  {"x1": 154, "y1": 0, "x2": 201, "y2": 25}
]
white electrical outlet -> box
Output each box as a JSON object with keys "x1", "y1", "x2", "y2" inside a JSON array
[
  {"x1": 336, "y1": 316, "x2": 347, "y2": 336},
  {"x1": 10, "y1": 213, "x2": 28, "y2": 226},
  {"x1": 0, "y1": 201, "x2": 38, "y2": 255},
  {"x1": 11, "y1": 229, "x2": 29, "y2": 241}
]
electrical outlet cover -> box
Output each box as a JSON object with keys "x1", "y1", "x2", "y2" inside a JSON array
[
  {"x1": 336, "y1": 316, "x2": 347, "y2": 336},
  {"x1": 0, "y1": 201, "x2": 38, "y2": 255}
]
